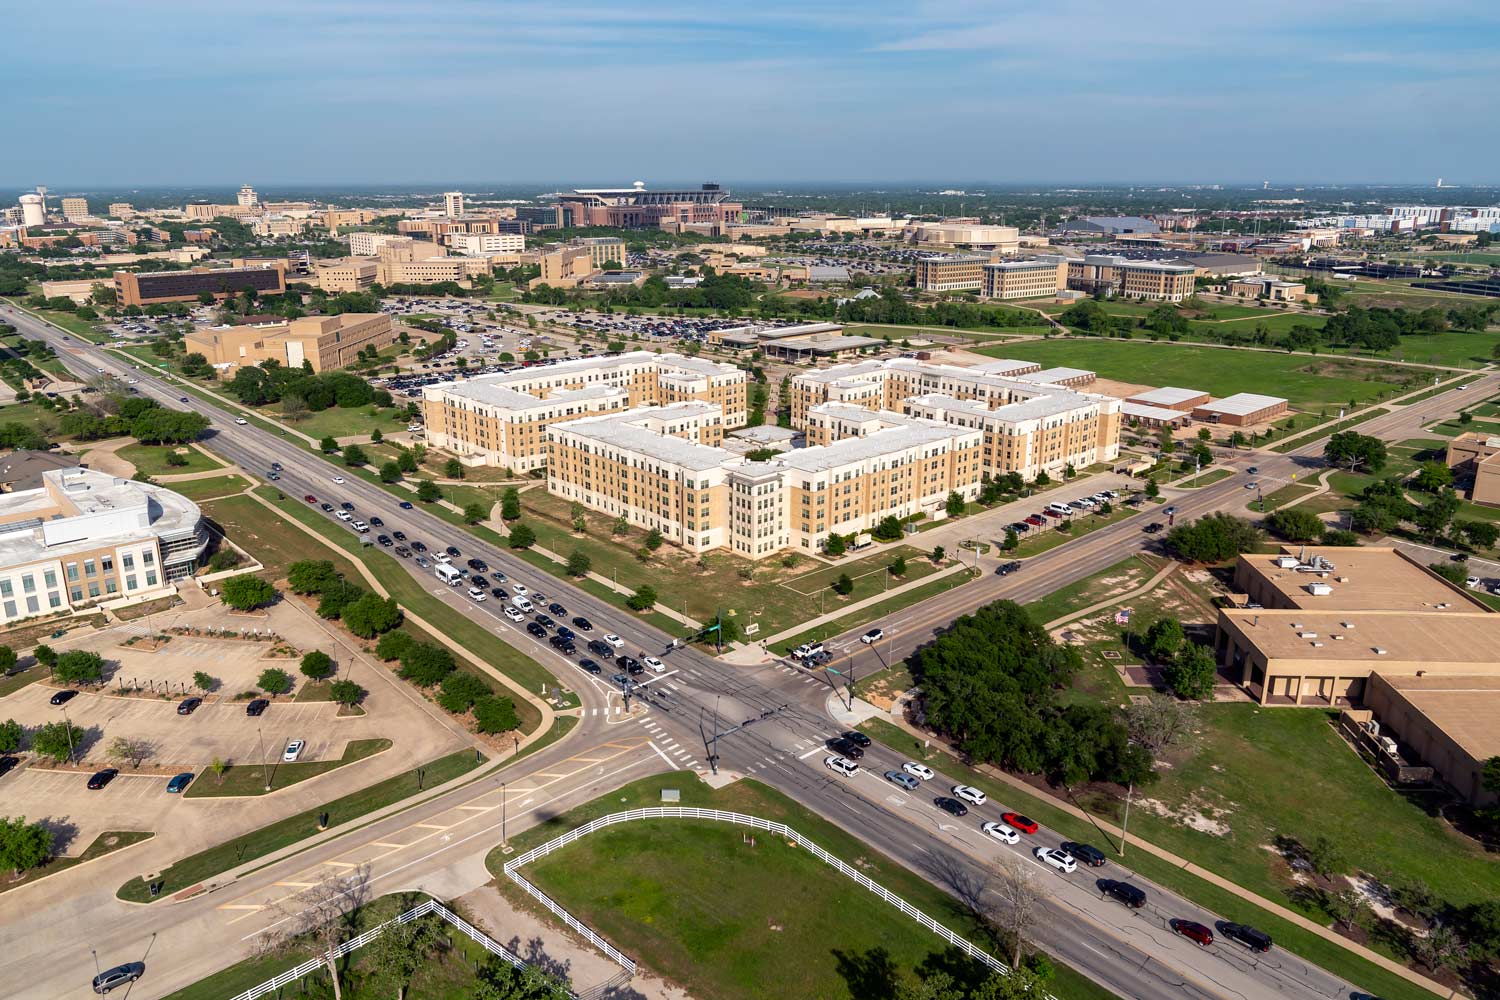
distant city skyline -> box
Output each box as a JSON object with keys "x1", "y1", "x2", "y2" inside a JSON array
[{"x1": 5, "y1": 1, "x2": 1498, "y2": 187}]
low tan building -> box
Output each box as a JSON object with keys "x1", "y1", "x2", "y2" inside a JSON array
[
  {"x1": 1125, "y1": 387, "x2": 1210, "y2": 411},
  {"x1": 1067, "y1": 255, "x2": 1196, "y2": 301},
  {"x1": 1227, "y1": 276, "x2": 1311, "y2": 302},
  {"x1": 1445, "y1": 432, "x2": 1500, "y2": 506},
  {"x1": 1363, "y1": 674, "x2": 1500, "y2": 806},
  {"x1": 315, "y1": 259, "x2": 378, "y2": 293},
  {"x1": 1191, "y1": 393, "x2": 1288, "y2": 426},
  {"x1": 185, "y1": 313, "x2": 393, "y2": 376},
  {"x1": 981, "y1": 258, "x2": 1068, "y2": 299}
]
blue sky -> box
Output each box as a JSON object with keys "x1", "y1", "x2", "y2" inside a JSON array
[{"x1": 3, "y1": 0, "x2": 1497, "y2": 186}]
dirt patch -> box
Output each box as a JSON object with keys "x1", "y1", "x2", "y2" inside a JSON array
[
  {"x1": 1135, "y1": 794, "x2": 1233, "y2": 836},
  {"x1": 1091, "y1": 376, "x2": 1156, "y2": 400}
]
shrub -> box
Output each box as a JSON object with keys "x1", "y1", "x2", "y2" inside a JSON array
[
  {"x1": 375, "y1": 630, "x2": 416, "y2": 662},
  {"x1": 399, "y1": 643, "x2": 456, "y2": 687},
  {"x1": 472, "y1": 696, "x2": 520, "y2": 734},
  {"x1": 329, "y1": 679, "x2": 364, "y2": 707},
  {"x1": 220, "y1": 574, "x2": 276, "y2": 611},
  {"x1": 627, "y1": 585, "x2": 658, "y2": 611},
  {"x1": 566, "y1": 550, "x2": 592, "y2": 577},
  {"x1": 299, "y1": 650, "x2": 335, "y2": 680},
  {"x1": 437, "y1": 671, "x2": 490, "y2": 714},
  {"x1": 53, "y1": 650, "x2": 104, "y2": 685},
  {"x1": 507, "y1": 523, "x2": 536, "y2": 549},
  {"x1": 257, "y1": 667, "x2": 293, "y2": 696}
]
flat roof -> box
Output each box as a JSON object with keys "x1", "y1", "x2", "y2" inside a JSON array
[
  {"x1": 1026, "y1": 367, "x2": 1093, "y2": 384},
  {"x1": 552, "y1": 404, "x2": 729, "y2": 472},
  {"x1": 1222, "y1": 609, "x2": 1500, "y2": 667},
  {"x1": 1122, "y1": 402, "x2": 1189, "y2": 423},
  {"x1": 969, "y1": 359, "x2": 1042, "y2": 376},
  {"x1": 782, "y1": 419, "x2": 973, "y2": 475},
  {"x1": 1196, "y1": 392, "x2": 1288, "y2": 416},
  {"x1": 1127, "y1": 386, "x2": 1206, "y2": 406},
  {"x1": 1238, "y1": 547, "x2": 1479, "y2": 612},
  {"x1": 1376, "y1": 675, "x2": 1500, "y2": 761}
]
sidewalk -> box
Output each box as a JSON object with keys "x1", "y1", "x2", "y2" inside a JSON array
[
  {"x1": 1043, "y1": 561, "x2": 1176, "y2": 631},
  {"x1": 879, "y1": 711, "x2": 1464, "y2": 1000}
]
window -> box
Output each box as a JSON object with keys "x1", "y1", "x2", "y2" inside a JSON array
[
  {"x1": 21, "y1": 574, "x2": 34, "y2": 594},
  {"x1": 0, "y1": 580, "x2": 9, "y2": 598},
  {"x1": 66, "y1": 563, "x2": 79, "y2": 583},
  {"x1": 87, "y1": 582, "x2": 101, "y2": 599},
  {"x1": 102, "y1": 555, "x2": 114, "y2": 573},
  {"x1": 143, "y1": 551, "x2": 156, "y2": 566},
  {"x1": 48, "y1": 592, "x2": 61, "y2": 609},
  {"x1": 122, "y1": 553, "x2": 135, "y2": 571},
  {"x1": 125, "y1": 575, "x2": 137, "y2": 591},
  {"x1": 44, "y1": 569, "x2": 57, "y2": 588},
  {"x1": 0, "y1": 601, "x2": 12, "y2": 619},
  {"x1": 25, "y1": 596, "x2": 38, "y2": 614},
  {"x1": 84, "y1": 559, "x2": 96, "y2": 577},
  {"x1": 146, "y1": 571, "x2": 158, "y2": 587},
  {"x1": 70, "y1": 587, "x2": 83, "y2": 603},
  {"x1": 105, "y1": 579, "x2": 118, "y2": 595}
]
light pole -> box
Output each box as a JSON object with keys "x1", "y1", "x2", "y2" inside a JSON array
[
  {"x1": 1120, "y1": 781, "x2": 1135, "y2": 858},
  {"x1": 256, "y1": 727, "x2": 269, "y2": 791},
  {"x1": 61, "y1": 706, "x2": 76, "y2": 764},
  {"x1": 501, "y1": 781, "x2": 507, "y2": 846}
]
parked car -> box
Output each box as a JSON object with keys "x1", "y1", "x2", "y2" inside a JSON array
[
  {"x1": 92, "y1": 962, "x2": 145, "y2": 994},
  {"x1": 1171, "y1": 919, "x2": 1214, "y2": 947},
  {"x1": 87, "y1": 768, "x2": 118, "y2": 790},
  {"x1": 884, "y1": 770, "x2": 920, "y2": 790},
  {"x1": 246, "y1": 698, "x2": 269, "y2": 716},
  {"x1": 982, "y1": 821, "x2": 1019, "y2": 844},
  {"x1": 176, "y1": 697, "x2": 202, "y2": 715},
  {"x1": 1220, "y1": 922, "x2": 1272, "y2": 953},
  {"x1": 1035, "y1": 847, "x2": 1077, "y2": 874},
  {"x1": 50, "y1": 689, "x2": 78, "y2": 706},
  {"x1": 282, "y1": 740, "x2": 305, "y2": 762},
  {"x1": 1100, "y1": 879, "x2": 1147, "y2": 908},
  {"x1": 166, "y1": 772, "x2": 194, "y2": 793},
  {"x1": 1002, "y1": 811, "x2": 1038, "y2": 834},
  {"x1": 0, "y1": 755, "x2": 18, "y2": 778},
  {"x1": 952, "y1": 784, "x2": 987, "y2": 806},
  {"x1": 902, "y1": 761, "x2": 935, "y2": 781},
  {"x1": 934, "y1": 796, "x2": 969, "y2": 817},
  {"x1": 1060, "y1": 841, "x2": 1107, "y2": 867}
]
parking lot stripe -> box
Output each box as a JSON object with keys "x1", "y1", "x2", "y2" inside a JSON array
[{"x1": 321, "y1": 860, "x2": 359, "y2": 869}]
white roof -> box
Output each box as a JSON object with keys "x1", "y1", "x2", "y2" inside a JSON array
[
  {"x1": 1122, "y1": 402, "x2": 1189, "y2": 423},
  {"x1": 1128, "y1": 386, "x2": 1206, "y2": 406},
  {"x1": 1026, "y1": 367, "x2": 1092, "y2": 384},
  {"x1": 1196, "y1": 392, "x2": 1288, "y2": 416}
]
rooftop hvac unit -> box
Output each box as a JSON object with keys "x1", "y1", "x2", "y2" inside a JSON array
[
  {"x1": 1331, "y1": 634, "x2": 1344, "y2": 640},
  {"x1": 1373, "y1": 647, "x2": 1388, "y2": 655},
  {"x1": 1274, "y1": 556, "x2": 1299, "y2": 568},
  {"x1": 1341, "y1": 621, "x2": 1355, "y2": 629},
  {"x1": 1307, "y1": 582, "x2": 1333, "y2": 596},
  {"x1": 1298, "y1": 632, "x2": 1318, "y2": 639}
]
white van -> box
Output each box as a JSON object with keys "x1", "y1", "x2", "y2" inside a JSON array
[
  {"x1": 510, "y1": 594, "x2": 534, "y2": 614},
  {"x1": 434, "y1": 563, "x2": 464, "y2": 586}
]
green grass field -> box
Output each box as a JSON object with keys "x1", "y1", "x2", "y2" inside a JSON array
[
  {"x1": 164, "y1": 473, "x2": 252, "y2": 500},
  {"x1": 116, "y1": 442, "x2": 226, "y2": 476},
  {"x1": 1020, "y1": 555, "x2": 1153, "y2": 626},
  {"x1": 975, "y1": 339, "x2": 1422, "y2": 411},
  {"x1": 184, "y1": 738, "x2": 390, "y2": 797},
  {"x1": 276, "y1": 402, "x2": 410, "y2": 440}
]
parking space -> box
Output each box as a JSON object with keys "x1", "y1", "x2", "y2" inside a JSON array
[
  {"x1": 100, "y1": 631, "x2": 283, "y2": 691},
  {"x1": 0, "y1": 765, "x2": 177, "y2": 855}
]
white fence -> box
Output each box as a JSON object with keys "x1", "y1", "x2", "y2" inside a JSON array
[
  {"x1": 504, "y1": 807, "x2": 1013, "y2": 981},
  {"x1": 226, "y1": 897, "x2": 532, "y2": 1000}
]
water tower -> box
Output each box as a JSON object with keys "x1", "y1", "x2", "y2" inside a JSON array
[{"x1": 19, "y1": 194, "x2": 44, "y2": 228}]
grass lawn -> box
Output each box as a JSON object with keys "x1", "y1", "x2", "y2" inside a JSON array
[
  {"x1": 0, "y1": 400, "x2": 63, "y2": 436},
  {"x1": 3, "y1": 299, "x2": 107, "y2": 342},
  {"x1": 1176, "y1": 467, "x2": 1234, "y2": 488},
  {"x1": 769, "y1": 569, "x2": 974, "y2": 655},
  {"x1": 1254, "y1": 481, "x2": 1319, "y2": 511},
  {"x1": 119, "y1": 748, "x2": 484, "y2": 903},
  {"x1": 116, "y1": 442, "x2": 226, "y2": 476},
  {"x1": 856, "y1": 719, "x2": 1439, "y2": 1000},
  {"x1": 1012, "y1": 505, "x2": 1134, "y2": 558},
  {"x1": 201, "y1": 493, "x2": 365, "y2": 581},
  {"x1": 279, "y1": 403, "x2": 410, "y2": 441},
  {"x1": 490, "y1": 773, "x2": 1113, "y2": 1000},
  {"x1": 1020, "y1": 555, "x2": 1153, "y2": 627},
  {"x1": 974, "y1": 339, "x2": 1425, "y2": 412},
  {"x1": 185, "y1": 738, "x2": 391, "y2": 798},
  {"x1": 0, "y1": 831, "x2": 153, "y2": 897},
  {"x1": 0, "y1": 663, "x2": 48, "y2": 699},
  {"x1": 164, "y1": 473, "x2": 252, "y2": 501}
]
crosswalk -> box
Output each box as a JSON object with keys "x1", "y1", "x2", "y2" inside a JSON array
[
  {"x1": 636, "y1": 716, "x2": 700, "y2": 771},
  {"x1": 770, "y1": 662, "x2": 823, "y2": 684}
]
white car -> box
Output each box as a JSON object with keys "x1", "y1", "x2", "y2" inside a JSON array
[
  {"x1": 331, "y1": 476, "x2": 345, "y2": 485},
  {"x1": 982, "y1": 821, "x2": 1019, "y2": 845},
  {"x1": 902, "y1": 761, "x2": 935, "y2": 781},
  {"x1": 467, "y1": 587, "x2": 487, "y2": 602},
  {"x1": 824, "y1": 755, "x2": 860, "y2": 777},
  {"x1": 503, "y1": 606, "x2": 524, "y2": 622},
  {"x1": 642, "y1": 656, "x2": 665, "y2": 673},
  {"x1": 1035, "y1": 846, "x2": 1078, "y2": 874},
  {"x1": 335, "y1": 510, "x2": 352, "y2": 522},
  {"x1": 512, "y1": 583, "x2": 528, "y2": 596},
  {"x1": 861, "y1": 628, "x2": 884, "y2": 644},
  {"x1": 953, "y1": 784, "x2": 987, "y2": 806},
  {"x1": 235, "y1": 416, "x2": 247, "y2": 425},
  {"x1": 351, "y1": 521, "x2": 369, "y2": 533},
  {"x1": 282, "y1": 740, "x2": 304, "y2": 763},
  {"x1": 602, "y1": 633, "x2": 624, "y2": 648},
  {"x1": 1467, "y1": 576, "x2": 1481, "y2": 589}
]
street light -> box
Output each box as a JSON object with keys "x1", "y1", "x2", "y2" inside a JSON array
[{"x1": 256, "y1": 727, "x2": 270, "y2": 791}]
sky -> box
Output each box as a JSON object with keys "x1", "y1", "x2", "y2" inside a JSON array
[{"x1": 3, "y1": 0, "x2": 1498, "y2": 187}]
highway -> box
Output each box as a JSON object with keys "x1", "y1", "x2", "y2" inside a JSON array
[{"x1": 4, "y1": 301, "x2": 1453, "y2": 999}]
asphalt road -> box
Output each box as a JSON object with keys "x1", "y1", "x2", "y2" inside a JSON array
[{"x1": 2, "y1": 302, "x2": 1424, "y2": 1000}]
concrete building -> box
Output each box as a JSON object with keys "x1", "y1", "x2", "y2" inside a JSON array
[
  {"x1": 709, "y1": 322, "x2": 885, "y2": 361},
  {"x1": 1227, "y1": 276, "x2": 1311, "y2": 302},
  {"x1": 981, "y1": 257, "x2": 1069, "y2": 299},
  {"x1": 60, "y1": 197, "x2": 89, "y2": 222},
  {"x1": 908, "y1": 223, "x2": 1020, "y2": 253},
  {"x1": 790, "y1": 357, "x2": 1120, "y2": 481},
  {"x1": 1445, "y1": 432, "x2": 1500, "y2": 506},
  {"x1": 0, "y1": 468, "x2": 208, "y2": 624},
  {"x1": 1125, "y1": 387, "x2": 1210, "y2": 411},
  {"x1": 107, "y1": 202, "x2": 135, "y2": 220},
  {"x1": 1191, "y1": 393, "x2": 1288, "y2": 426},
  {"x1": 450, "y1": 232, "x2": 525, "y2": 256},
  {"x1": 237, "y1": 184, "x2": 258, "y2": 208},
  {"x1": 1056, "y1": 216, "x2": 1161, "y2": 236},
  {"x1": 377, "y1": 257, "x2": 489, "y2": 286},
  {"x1": 348, "y1": 232, "x2": 404, "y2": 256},
  {"x1": 1362, "y1": 674, "x2": 1500, "y2": 806},
  {"x1": 914, "y1": 254, "x2": 988, "y2": 292},
  {"x1": 19, "y1": 194, "x2": 45, "y2": 228},
  {"x1": 533, "y1": 245, "x2": 597, "y2": 288},
  {"x1": 323, "y1": 209, "x2": 379, "y2": 231},
  {"x1": 314, "y1": 259, "x2": 378, "y2": 293},
  {"x1": 0, "y1": 451, "x2": 80, "y2": 492},
  {"x1": 554, "y1": 182, "x2": 741, "y2": 229},
  {"x1": 443, "y1": 192, "x2": 464, "y2": 218},
  {"x1": 1067, "y1": 255, "x2": 1196, "y2": 301},
  {"x1": 114, "y1": 264, "x2": 286, "y2": 307},
  {"x1": 185, "y1": 313, "x2": 393, "y2": 377},
  {"x1": 422, "y1": 352, "x2": 747, "y2": 471}
]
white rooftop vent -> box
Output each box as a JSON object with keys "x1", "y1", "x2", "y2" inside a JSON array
[
  {"x1": 1373, "y1": 647, "x2": 1388, "y2": 655},
  {"x1": 1274, "y1": 556, "x2": 1299, "y2": 569},
  {"x1": 1306, "y1": 582, "x2": 1333, "y2": 596},
  {"x1": 1331, "y1": 634, "x2": 1344, "y2": 640},
  {"x1": 1340, "y1": 621, "x2": 1355, "y2": 629},
  {"x1": 1437, "y1": 602, "x2": 1450, "y2": 609},
  {"x1": 1310, "y1": 641, "x2": 1324, "y2": 647},
  {"x1": 1298, "y1": 632, "x2": 1318, "y2": 639},
  {"x1": 1291, "y1": 622, "x2": 1302, "y2": 628}
]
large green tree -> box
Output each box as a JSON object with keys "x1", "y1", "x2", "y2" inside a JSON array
[
  {"x1": 221, "y1": 573, "x2": 275, "y2": 610},
  {"x1": 0, "y1": 816, "x2": 53, "y2": 876}
]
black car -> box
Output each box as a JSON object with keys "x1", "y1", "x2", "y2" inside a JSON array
[
  {"x1": 1143, "y1": 522, "x2": 1164, "y2": 534},
  {"x1": 589, "y1": 639, "x2": 615, "y2": 657},
  {"x1": 526, "y1": 622, "x2": 547, "y2": 638},
  {"x1": 50, "y1": 689, "x2": 78, "y2": 706},
  {"x1": 490, "y1": 587, "x2": 506, "y2": 599},
  {"x1": 471, "y1": 574, "x2": 489, "y2": 588},
  {"x1": 271, "y1": 462, "x2": 283, "y2": 471},
  {"x1": 377, "y1": 534, "x2": 393, "y2": 546},
  {"x1": 87, "y1": 768, "x2": 119, "y2": 790},
  {"x1": 92, "y1": 962, "x2": 145, "y2": 995},
  {"x1": 548, "y1": 602, "x2": 567, "y2": 616},
  {"x1": 841, "y1": 730, "x2": 871, "y2": 748},
  {"x1": 394, "y1": 545, "x2": 411, "y2": 558},
  {"x1": 549, "y1": 635, "x2": 576, "y2": 654},
  {"x1": 320, "y1": 503, "x2": 335, "y2": 512},
  {"x1": 246, "y1": 698, "x2": 269, "y2": 716},
  {"x1": 1246, "y1": 466, "x2": 1259, "y2": 475},
  {"x1": 534, "y1": 614, "x2": 554, "y2": 629},
  {"x1": 176, "y1": 697, "x2": 202, "y2": 715},
  {"x1": 340, "y1": 501, "x2": 355, "y2": 511},
  {"x1": 934, "y1": 796, "x2": 969, "y2": 817},
  {"x1": 1100, "y1": 879, "x2": 1147, "y2": 908},
  {"x1": 1061, "y1": 841, "x2": 1107, "y2": 867},
  {"x1": 827, "y1": 737, "x2": 864, "y2": 759},
  {"x1": 578, "y1": 658, "x2": 603, "y2": 675},
  {"x1": 393, "y1": 530, "x2": 407, "y2": 541},
  {"x1": 572, "y1": 616, "x2": 594, "y2": 631},
  {"x1": 0, "y1": 755, "x2": 18, "y2": 778},
  {"x1": 555, "y1": 626, "x2": 575, "y2": 641},
  {"x1": 996, "y1": 561, "x2": 1022, "y2": 576},
  {"x1": 369, "y1": 516, "x2": 383, "y2": 527},
  {"x1": 467, "y1": 558, "x2": 486, "y2": 571},
  {"x1": 626, "y1": 661, "x2": 645, "y2": 676},
  {"x1": 411, "y1": 540, "x2": 427, "y2": 552},
  {"x1": 445, "y1": 545, "x2": 460, "y2": 557},
  {"x1": 1220, "y1": 921, "x2": 1273, "y2": 953}
]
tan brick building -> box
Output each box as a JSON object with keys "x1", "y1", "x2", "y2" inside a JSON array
[
  {"x1": 185, "y1": 313, "x2": 393, "y2": 376},
  {"x1": 1067, "y1": 255, "x2": 1196, "y2": 301},
  {"x1": 914, "y1": 254, "x2": 988, "y2": 292},
  {"x1": 981, "y1": 257, "x2": 1069, "y2": 299},
  {"x1": 1446, "y1": 432, "x2": 1500, "y2": 505}
]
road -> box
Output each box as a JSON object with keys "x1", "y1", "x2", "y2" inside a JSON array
[{"x1": 7, "y1": 302, "x2": 1459, "y2": 999}]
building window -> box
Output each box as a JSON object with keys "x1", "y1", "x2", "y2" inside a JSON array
[
  {"x1": 66, "y1": 563, "x2": 79, "y2": 582},
  {"x1": 126, "y1": 575, "x2": 137, "y2": 591},
  {"x1": 0, "y1": 580, "x2": 9, "y2": 599},
  {"x1": 1, "y1": 601, "x2": 13, "y2": 619},
  {"x1": 25, "y1": 596, "x2": 38, "y2": 614},
  {"x1": 146, "y1": 571, "x2": 158, "y2": 587},
  {"x1": 87, "y1": 582, "x2": 101, "y2": 599},
  {"x1": 21, "y1": 574, "x2": 34, "y2": 593},
  {"x1": 123, "y1": 553, "x2": 135, "y2": 571},
  {"x1": 44, "y1": 569, "x2": 57, "y2": 588},
  {"x1": 48, "y1": 592, "x2": 61, "y2": 609},
  {"x1": 84, "y1": 559, "x2": 96, "y2": 577},
  {"x1": 102, "y1": 555, "x2": 114, "y2": 572},
  {"x1": 143, "y1": 551, "x2": 156, "y2": 566},
  {"x1": 70, "y1": 587, "x2": 83, "y2": 603}
]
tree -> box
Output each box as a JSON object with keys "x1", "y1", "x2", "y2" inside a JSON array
[
  {"x1": 398, "y1": 643, "x2": 455, "y2": 687},
  {"x1": 507, "y1": 522, "x2": 536, "y2": 549},
  {"x1": 1002, "y1": 528, "x2": 1019, "y2": 552},
  {"x1": 317, "y1": 579, "x2": 365, "y2": 619},
  {"x1": 945, "y1": 491, "x2": 966, "y2": 518},
  {"x1": 890, "y1": 553, "x2": 908, "y2": 577},
  {"x1": 1459, "y1": 519, "x2": 1500, "y2": 551},
  {"x1": 474, "y1": 960, "x2": 571, "y2": 1000},
  {"x1": 0, "y1": 718, "x2": 24, "y2": 755},
  {"x1": 1305, "y1": 835, "x2": 1347, "y2": 878},
  {"x1": 473, "y1": 696, "x2": 520, "y2": 734},
  {"x1": 30, "y1": 721, "x2": 84, "y2": 763},
  {"x1": 221, "y1": 573, "x2": 275, "y2": 610},
  {"x1": 365, "y1": 912, "x2": 438, "y2": 1000},
  {"x1": 0, "y1": 646, "x2": 14, "y2": 674},
  {"x1": 397, "y1": 449, "x2": 418, "y2": 473},
  {"x1": 566, "y1": 550, "x2": 592, "y2": 577},
  {"x1": 1413, "y1": 922, "x2": 1467, "y2": 977},
  {"x1": 375, "y1": 630, "x2": 415, "y2": 662},
  {"x1": 300, "y1": 650, "x2": 335, "y2": 680},
  {"x1": 379, "y1": 460, "x2": 402, "y2": 483},
  {"x1": 319, "y1": 435, "x2": 338, "y2": 454},
  {"x1": 415, "y1": 479, "x2": 442, "y2": 503},
  {"x1": 1165, "y1": 513, "x2": 1262, "y2": 563},
  {"x1": 931, "y1": 545, "x2": 946, "y2": 563},
  {"x1": 257, "y1": 667, "x2": 293, "y2": 697},
  {"x1": 1412, "y1": 461, "x2": 1454, "y2": 492},
  {"x1": 444, "y1": 458, "x2": 464, "y2": 479},
  {"x1": 53, "y1": 650, "x2": 104, "y2": 685},
  {"x1": 872, "y1": 515, "x2": 904, "y2": 542},
  {"x1": 1324, "y1": 431, "x2": 1387, "y2": 473},
  {"x1": 288, "y1": 559, "x2": 339, "y2": 595},
  {"x1": 1145, "y1": 478, "x2": 1160, "y2": 499},
  {"x1": 370, "y1": 427, "x2": 384, "y2": 444},
  {"x1": 986, "y1": 854, "x2": 1045, "y2": 970},
  {"x1": 209, "y1": 756, "x2": 228, "y2": 785},
  {"x1": 1328, "y1": 887, "x2": 1365, "y2": 932},
  {"x1": 1123, "y1": 695, "x2": 1196, "y2": 755},
  {"x1": 1266, "y1": 507, "x2": 1326, "y2": 543},
  {"x1": 501, "y1": 487, "x2": 521, "y2": 521},
  {"x1": 0, "y1": 816, "x2": 53, "y2": 876},
  {"x1": 329, "y1": 679, "x2": 364, "y2": 708},
  {"x1": 644, "y1": 528, "x2": 664, "y2": 551},
  {"x1": 438, "y1": 672, "x2": 491, "y2": 714},
  {"x1": 823, "y1": 533, "x2": 847, "y2": 557},
  {"x1": 1163, "y1": 642, "x2": 1217, "y2": 700},
  {"x1": 1412, "y1": 487, "x2": 1460, "y2": 542},
  {"x1": 1143, "y1": 618, "x2": 1185, "y2": 663},
  {"x1": 462, "y1": 502, "x2": 487, "y2": 525},
  {"x1": 106, "y1": 736, "x2": 154, "y2": 770},
  {"x1": 258, "y1": 866, "x2": 371, "y2": 1000},
  {"x1": 627, "y1": 585, "x2": 658, "y2": 611},
  {"x1": 341, "y1": 594, "x2": 402, "y2": 638},
  {"x1": 832, "y1": 573, "x2": 854, "y2": 596},
  {"x1": 611, "y1": 514, "x2": 628, "y2": 536},
  {"x1": 32, "y1": 644, "x2": 56, "y2": 669},
  {"x1": 341, "y1": 444, "x2": 369, "y2": 467}
]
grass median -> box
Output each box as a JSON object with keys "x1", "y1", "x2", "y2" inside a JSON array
[
  {"x1": 770, "y1": 569, "x2": 974, "y2": 655},
  {"x1": 184, "y1": 738, "x2": 390, "y2": 798},
  {"x1": 118, "y1": 747, "x2": 484, "y2": 903},
  {"x1": 1, "y1": 831, "x2": 154, "y2": 897}
]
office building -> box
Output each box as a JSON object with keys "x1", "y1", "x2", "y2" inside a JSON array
[
  {"x1": 347, "y1": 231, "x2": 407, "y2": 257},
  {"x1": 443, "y1": 191, "x2": 464, "y2": 218},
  {"x1": 914, "y1": 254, "x2": 988, "y2": 292},
  {"x1": 423, "y1": 351, "x2": 747, "y2": 472},
  {"x1": 114, "y1": 264, "x2": 286, "y2": 307},
  {"x1": 981, "y1": 257, "x2": 1069, "y2": 299},
  {"x1": 1227, "y1": 276, "x2": 1311, "y2": 302},
  {"x1": 1067, "y1": 255, "x2": 1196, "y2": 301},
  {"x1": 237, "y1": 184, "x2": 258, "y2": 208},
  {"x1": 185, "y1": 313, "x2": 393, "y2": 377},
  {"x1": 377, "y1": 257, "x2": 490, "y2": 285},
  {"x1": 314, "y1": 259, "x2": 378, "y2": 293},
  {"x1": 60, "y1": 197, "x2": 89, "y2": 222},
  {"x1": 107, "y1": 202, "x2": 135, "y2": 220},
  {"x1": 323, "y1": 208, "x2": 378, "y2": 231},
  {"x1": 908, "y1": 223, "x2": 1020, "y2": 253},
  {"x1": 0, "y1": 468, "x2": 209, "y2": 625},
  {"x1": 184, "y1": 203, "x2": 255, "y2": 220},
  {"x1": 555, "y1": 182, "x2": 741, "y2": 229},
  {"x1": 1445, "y1": 432, "x2": 1500, "y2": 506},
  {"x1": 450, "y1": 232, "x2": 525, "y2": 256},
  {"x1": 707, "y1": 322, "x2": 885, "y2": 360}
]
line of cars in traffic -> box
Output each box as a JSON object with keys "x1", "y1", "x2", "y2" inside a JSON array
[{"x1": 823, "y1": 741, "x2": 1276, "y2": 955}]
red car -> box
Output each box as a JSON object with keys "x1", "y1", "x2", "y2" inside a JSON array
[
  {"x1": 303, "y1": 494, "x2": 317, "y2": 503},
  {"x1": 1171, "y1": 919, "x2": 1213, "y2": 947},
  {"x1": 1025, "y1": 515, "x2": 1046, "y2": 526},
  {"x1": 1041, "y1": 509, "x2": 1063, "y2": 519},
  {"x1": 1001, "y1": 811, "x2": 1038, "y2": 835}
]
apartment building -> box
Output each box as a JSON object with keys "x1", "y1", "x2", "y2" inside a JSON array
[
  {"x1": 185, "y1": 313, "x2": 393, "y2": 376},
  {"x1": 546, "y1": 402, "x2": 981, "y2": 559},
  {"x1": 60, "y1": 197, "x2": 89, "y2": 222},
  {"x1": 1067, "y1": 255, "x2": 1196, "y2": 301},
  {"x1": 450, "y1": 232, "x2": 525, "y2": 256},
  {"x1": 914, "y1": 254, "x2": 988, "y2": 292},
  {"x1": 107, "y1": 202, "x2": 135, "y2": 220},
  {"x1": 348, "y1": 231, "x2": 408, "y2": 256},
  {"x1": 0, "y1": 468, "x2": 208, "y2": 625},
  {"x1": 314, "y1": 259, "x2": 378, "y2": 293},
  {"x1": 789, "y1": 357, "x2": 1120, "y2": 480},
  {"x1": 981, "y1": 257, "x2": 1069, "y2": 299},
  {"x1": 324, "y1": 209, "x2": 379, "y2": 231},
  {"x1": 114, "y1": 264, "x2": 286, "y2": 306},
  {"x1": 422, "y1": 351, "x2": 748, "y2": 471}
]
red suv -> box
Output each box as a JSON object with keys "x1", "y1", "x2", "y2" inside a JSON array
[
  {"x1": 1171, "y1": 920, "x2": 1213, "y2": 947},
  {"x1": 1001, "y1": 811, "x2": 1038, "y2": 835}
]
